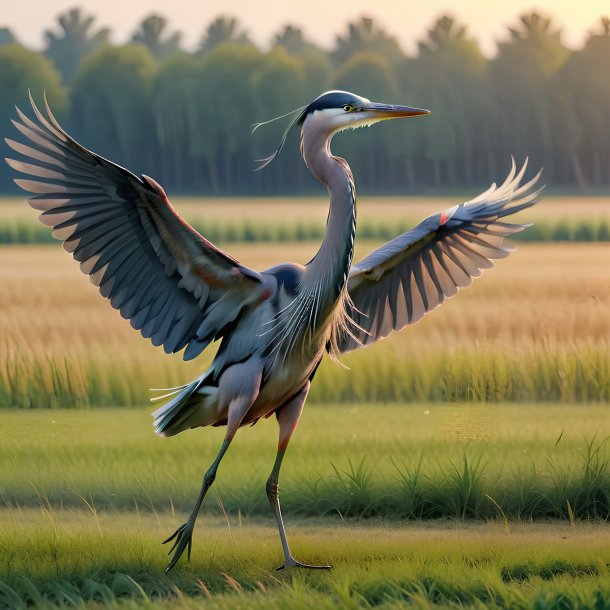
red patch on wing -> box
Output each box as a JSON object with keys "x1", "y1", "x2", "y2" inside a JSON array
[{"x1": 440, "y1": 211, "x2": 449, "y2": 225}]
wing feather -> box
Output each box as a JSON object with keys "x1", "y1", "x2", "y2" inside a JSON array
[
  {"x1": 339, "y1": 160, "x2": 542, "y2": 352},
  {"x1": 6, "y1": 95, "x2": 267, "y2": 359}
]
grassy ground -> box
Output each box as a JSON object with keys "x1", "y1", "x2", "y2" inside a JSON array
[
  {"x1": 1, "y1": 404, "x2": 609, "y2": 608},
  {"x1": 1, "y1": 404, "x2": 608, "y2": 519},
  {"x1": 2, "y1": 196, "x2": 608, "y2": 609},
  {"x1": 0, "y1": 195, "x2": 609, "y2": 243},
  {"x1": 1, "y1": 242, "x2": 608, "y2": 406},
  {"x1": 2, "y1": 509, "x2": 610, "y2": 609}
]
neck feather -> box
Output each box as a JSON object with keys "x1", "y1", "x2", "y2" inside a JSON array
[
  {"x1": 264, "y1": 121, "x2": 357, "y2": 366},
  {"x1": 300, "y1": 121, "x2": 356, "y2": 331}
]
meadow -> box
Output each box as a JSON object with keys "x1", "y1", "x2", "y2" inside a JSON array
[
  {"x1": 1, "y1": 405, "x2": 609, "y2": 609},
  {"x1": 1, "y1": 404, "x2": 609, "y2": 519},
  {"x1": 2, "y1": 511, "x2": 610, "y2": 609},
  {"x1": 1, "y1": 239, "x2": 608, "y2": 407},
  {"x1": 1, "y1": 195, "x2": 609, "y2": 608}
]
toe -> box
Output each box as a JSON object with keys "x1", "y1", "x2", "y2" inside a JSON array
[{"x1": 276, "y1": 558, "x2": 332, "y2": 571}]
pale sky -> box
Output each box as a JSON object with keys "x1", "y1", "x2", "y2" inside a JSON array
[{"x1": 4, "y1": 0, "x2": 608, "y2": 55}]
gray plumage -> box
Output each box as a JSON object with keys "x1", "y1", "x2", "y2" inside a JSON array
[{"x1": 6, "y1": 90, "x2": 542, "y2": 571}]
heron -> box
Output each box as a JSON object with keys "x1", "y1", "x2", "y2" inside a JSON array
[{"x1": 6, "y1": 90, "x2": 541, "y2": 572}]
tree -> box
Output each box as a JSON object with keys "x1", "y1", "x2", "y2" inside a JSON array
[
  {"x1": 333, "y1": 17, "x2": 404, "y2": 69},
  {"x1": 198, "y1": 16, "x2": 251, "y2": 55},
  {"x1": 190, "y1": 43, "x2": 264, "y2": 192},
  {"x1": 503, "y1": 12, "x2": 570, "y2": 76},
  {"x1": 0, "y1": 43, "x2": 67, "y2": 117},
  {"x1": 0, "y1": 44, "x2": 67, "y2": 188},
  {"x1": 273, "y1": 25, "x2": 322, "y2": 56},
  {"x1": 331, "y1": 52, "x2": 400, "y2": 190},
  {"x1": 44, "y1": 7, "x2": 110, "y2": 83},
  {"x1": 490, "y1": 12, "x2": 570, "y2": 182},
  {"x1": 557, "y1": 17, "x2": 610, "y2": 186},
  {"x1": 151, "y1": 53, "x2": 198, "y2": 188},
  {"x1": 407, "y1": 15, "x2": 488, "y2": 186},
  {"x1": 70, "y1": 45, "x2": 158, "y2": 172},
  {"x1": 272, "y1": 25, "x2": 331, "y2": 101},
  {"x1": 131, "y1": 14, "x2": 181, "y2": 60},
  {"x1": 251, "y1": 47, "x2": 308, "y2": 193},
  {"x1": 0, "y1": 28, "x2": 16, "y2": 46},
  {"x1": 334, "y1": 51, "x2": 397, "y2": 99}
]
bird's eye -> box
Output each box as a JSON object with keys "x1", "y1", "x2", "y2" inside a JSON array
[{"x1": 343, "y1": 105, "x2": 354, "y2": 112}]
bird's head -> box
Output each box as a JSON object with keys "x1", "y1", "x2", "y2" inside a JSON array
[
  {"x1": 298, "y1": 90, "x2": 430, "y2": 135},
  {"x1": 254, "y1": 90, "x2": 429, "y2": 170}
]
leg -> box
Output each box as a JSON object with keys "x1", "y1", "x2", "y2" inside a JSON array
[
  {"x1": 163, "y1": 380, "x2": 260, "y2": 573},
  {"x1": 163, "y1": 434, "x2": 232, "y2": 572},
  {"x1": 266, "y1": 382, "x2": 332, "y2": 571}
]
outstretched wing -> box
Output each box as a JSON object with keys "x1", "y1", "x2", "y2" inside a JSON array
[
  {"x1": 339, "y1": 161, "x2": 542, "y2": 353},
  {"x1": 6, "y1": 95, "x2": 268, "y2": 361}
]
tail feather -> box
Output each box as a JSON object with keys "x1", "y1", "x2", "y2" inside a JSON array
[
  {"x1": 151, "y1": 371, "x2": 210, "y2": 437},
  {"x1": 150, "y1": 383, "x2": 190, "y2": 403}
]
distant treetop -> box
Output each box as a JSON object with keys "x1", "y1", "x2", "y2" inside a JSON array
[
  {"x1": 44, "y1": 7, "x2": 110, "y2": 83},
  {"x1": 131, "y1": 14, "x2": 182, "y2": 60}
]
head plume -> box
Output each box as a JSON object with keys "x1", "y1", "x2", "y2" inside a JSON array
[
  {"x1": 252, "y1": 91, "x2": 374, "y2": 170},
  {"x1": 252, "y1": 104, "x2": 307, "y2": 171}
]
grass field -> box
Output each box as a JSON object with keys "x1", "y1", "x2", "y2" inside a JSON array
[
  {"x1": 1, "y1": 404, "x2": 608, "y2": 519},
  {"x1": 1, "y1": 405, "x2": 609, "y2": 609},
  {"x1": 1, "y1": 241, "x2": 608, "y2": 406},
  {"x1": 1, "y1": 195, "x2": 608, "y2": 607},
  {"x1": 2, "y1": 511, "x2": 610, "y2": 609},
  {"x1": 0, "y1": 195, "x2": 609, "y2": 244}
]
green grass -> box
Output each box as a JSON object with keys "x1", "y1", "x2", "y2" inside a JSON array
[
  {"x1": 1, "y1": 405, "x2": 608, "y2": 520},
  {"x1": 2, "y1": 405, "x2": 609, "y2": 608},
  {"x1": 1, "y1": 510, "x2": 610, "y2": 609},
  {"x1": 2, "y1": 198, "x2": 609, "y2": 608},
  {"x1": 0, "y1": 217, "x2": 610, "y2": 245},
  {"x1": 0, "y1": 216, "x2": 609, "y2": 245},
  {"x1": 1, "y1": 195, "x2": 609, "y2": 245}
]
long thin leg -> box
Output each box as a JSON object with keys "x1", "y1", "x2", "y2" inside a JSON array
[
  {"x1": 266, "y1": 381, "x2": 332, "y2": 571},
  {"x1": 164, "y1": 390, "x2": 254, "y2": 572}
]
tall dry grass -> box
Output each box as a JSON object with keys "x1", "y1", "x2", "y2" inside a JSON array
[{"x1": 0, "y1": 241, "x2": 608, "y2": 407}]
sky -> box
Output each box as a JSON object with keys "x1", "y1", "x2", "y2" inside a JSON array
[{"x1": 4, "y1": 0, "x2": 608, "y2": 55}]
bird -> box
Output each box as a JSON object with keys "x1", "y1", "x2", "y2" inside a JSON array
[{"x1": 6, "y1": 90, "x2": 541, "y2": 572}]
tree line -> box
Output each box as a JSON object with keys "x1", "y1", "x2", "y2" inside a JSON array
[{"x1": 0, "y1": 9, "x2": 609, "y2": 194}]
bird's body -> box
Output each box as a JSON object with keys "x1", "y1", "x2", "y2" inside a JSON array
[
  {"x1": 6, "y1": 90, "x2": 541, "y2": 571},
  {"x1": 152, "y1": 111, "x2": 361, "y2": 437}
]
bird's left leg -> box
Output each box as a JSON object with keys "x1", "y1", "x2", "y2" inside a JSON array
[
  {"x1": 267, "y1": 381, "x2": 332, "y2": 571},
  {"x1": 164, "y1": 361, "x2": 262, "y2": 572}
]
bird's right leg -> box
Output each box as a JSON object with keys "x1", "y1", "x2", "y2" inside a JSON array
[
  {"x1": 267, "y1": 381, "x2": 332, "y2": 571},
  {"x1": 164, "y1": 361, "x2": 261, "y2": 572}
]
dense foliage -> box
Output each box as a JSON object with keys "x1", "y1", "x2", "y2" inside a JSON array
[{"x1": 1, "y1": 10, "x2": 609, "y2": 194}]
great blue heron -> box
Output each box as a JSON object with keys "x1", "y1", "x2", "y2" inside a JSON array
[{"x1": 6, "y1": 90, "x2": 540, "y2": 572}]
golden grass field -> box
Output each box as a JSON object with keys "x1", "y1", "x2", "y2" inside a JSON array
[
  {"x1": 1, "y1": 193, "x2": 608, "y2": 407},
  {"x1": 2, "y1": 240, "x2": 609, "y2": 354},
  {"x1": 1, "y1": 239, "x2": 609, "y2": 406}
]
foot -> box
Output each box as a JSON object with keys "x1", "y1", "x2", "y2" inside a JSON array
[
  {"x1": 275, "y1": 557, "x2": 332, "y2": 571},
  {"x1": 163, "y1": 522, "x2": 194, "y2": 572}
]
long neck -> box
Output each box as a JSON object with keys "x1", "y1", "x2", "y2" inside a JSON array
[{"x1": 300, "y1": 124, "x2": 356, "y2": 314}]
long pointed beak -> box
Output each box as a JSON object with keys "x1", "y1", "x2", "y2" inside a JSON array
[{"x1": 365, "y1": 103, "x2": 430, "y2": 119}]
